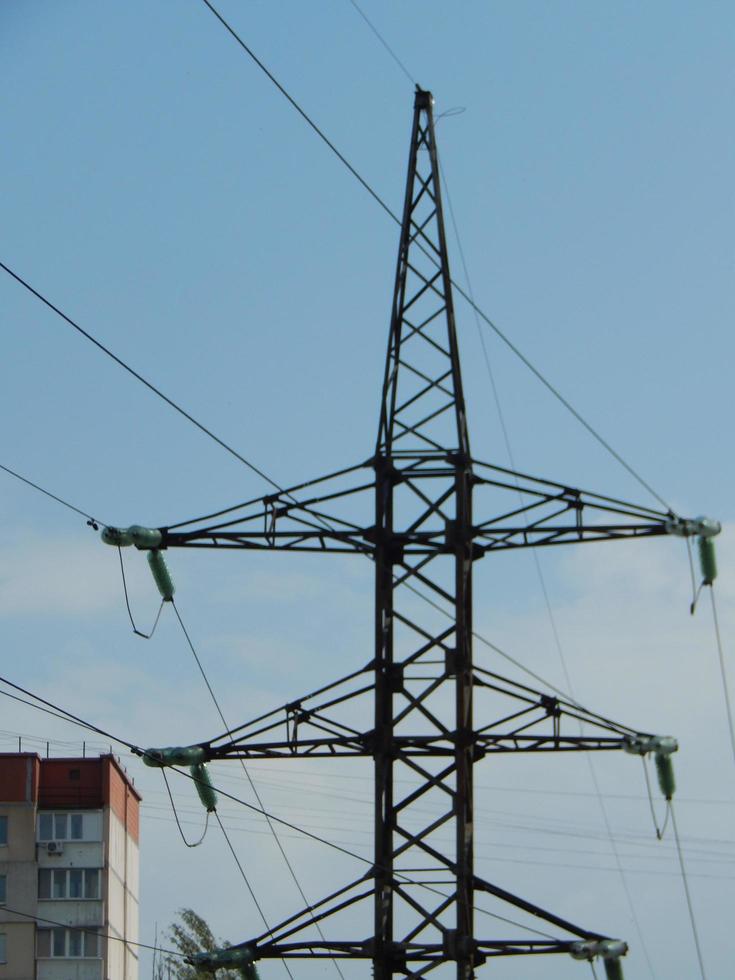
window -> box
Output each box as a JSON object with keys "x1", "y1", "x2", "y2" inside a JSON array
[
  {"x1": 0, "y1": 874, "x2": 6, "y2": 904},
  {"x1": 0, "y1": 815, "x2": 7, "y2": 845},
  {"x1": 37, "y1": 928, "x2": 99, "y2": 958},
  {"x1": 0, "y1": 933, "x2": 6, "y2": 964},
  {"x1": 38, "y1": 868, "x2": 100, "y2": 901},
  {"x1": 38, "y1": 813, "x2": 52, "y2": 841},
  {"x1": 38, "y1": 811, "x2": 85, "y2": 842}
]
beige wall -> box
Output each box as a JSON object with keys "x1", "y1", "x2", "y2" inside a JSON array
[
  {"x1": 0, "y1": 803, "x2": 37, "y2": 980},
  {"x1": 38, "y1": 960, "x2": 102, "y2": 980},
  {"x1": 0, "y1": 922, "x2": 35, "y2": 980},
  {"x1": 104, "y1": 807, "x2": 139, "y2": 980}
]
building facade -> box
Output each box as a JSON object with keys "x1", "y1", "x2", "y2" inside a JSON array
[{"x1": 0, "y1": 753, "x2": 140, "y2": 980}]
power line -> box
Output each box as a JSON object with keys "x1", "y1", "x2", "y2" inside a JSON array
[
  {"x1": 1, "y1": 903, "x2": 183, "y2": 958},
  {"x1": 441, "y1": 162, "x2": 659, "y2": 977},
  {"x1": 171, "y1": 600, "x2": 344, "y2": 980},
  {"x1": 196, "y1": 0, "x2": 673, "y2": 512},
  {"x1": 345, "y1": 0, "x2": 416, "y2": 85},
  {"x1": 670, "y1": 804, "x2": 709, "y2": 979},
  {"x1": 0, "y1": 259, "x2": 283, "y2": 494},
  {"x1": 0, "y1": 673, "x2": 594, "y2": 942},
  {"x1": 161, "y1": 767, "x2": 209, "y2": 848},
  {"x1": 709, "y1": 587, "x2": 735, "y2": 767},
  {"x1": 0, "y1": 461, "x2": 100, "y2": 525},
  {"x1": 0, "y1": 674, "x2": 132, "y2": 750}
]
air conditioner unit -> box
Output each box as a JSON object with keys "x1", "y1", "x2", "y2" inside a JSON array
[{"x1": 46, "y1": 840, "x2": 64, "y2": 855}]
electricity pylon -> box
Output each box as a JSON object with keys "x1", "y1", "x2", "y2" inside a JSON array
[{"x1": 123, "y1": 88, "x2": 716, "y2": 979}]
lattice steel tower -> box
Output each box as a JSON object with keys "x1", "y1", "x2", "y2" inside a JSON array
[{"x1": 131, "y1": 88, "x2": 712, "y2": 980}]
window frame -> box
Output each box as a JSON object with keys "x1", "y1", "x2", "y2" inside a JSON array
[
  {"x1": 0, "y1": 873, "x2": 6, "y2": 905},
  {"x1": 0, "y1": 932, "x2": 6, "y2": 964},
  {"x1": 37, "y1": 927, "x2": 101, "y2": 959},
  {"x1": 38, "y1": 867, "x2": 101, "y2": 901},
  {"x1": 0, "y1": 815, "x2": 7, "y2": 846},
  {"x1": 37, "y1": 811, "x2": 87, "y2": 842}
]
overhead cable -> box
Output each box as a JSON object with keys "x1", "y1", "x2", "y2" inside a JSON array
[
  {"x1": 0, "y1": 461, "x2": 100, "y2": 525},
  {"x1": 345, "y1": 0, "x2": 416, "y2": 85},
  {"x1": 0, "y1": 674, "x2": 132, "y2": 749},
  {"x1": 670, "y1": 804, "x2": 709, "y2": 979},
  {"x1": 1, "y1": 903, "x2": 183, "y2": 958},
  {"x1": 171, "y1": 600, "x2": 343, "y2": 980},
  {"x1": 196, "y1": 0, "x2": 672, "y2": 512},
  {"x1": 0, "y1": 670, "x2": 573, "y2": 943},
  {"x1": 0, "y1": 259, "x2": 283, "y2": 493},
  {"x1": 709, "y1": 588, "x2": 735, "y2": 767},
  {"x1": 440, "y1": 165, "x2": 657, "y2": 975}
]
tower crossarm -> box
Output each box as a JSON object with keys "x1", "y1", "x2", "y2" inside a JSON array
[
  {"x1": 213, "y1": 868, "x2": 611, "y2": 966},
  {"x1": 175, "y1": 660, "x2": 652, "y2": 762},
  {"x1": 471, "y1": 460, "x2": 679, "y2": 553},
  {"x1": 156, "y1": 460, "x2": 377, "y2": 554}
]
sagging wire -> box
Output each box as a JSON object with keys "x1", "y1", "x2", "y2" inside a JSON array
[
  {"x1": 170, "y1": 599, "x2": 342, "y2": 980},
  {"x1": 0, "y1": 460, "x2": 102, "y2": 527},
  {"x1": 161, "y1": 767, "x2": 209, "y2": 848},
  {"x1": 444, "y1": 151, "x2": 655, "y2": 976},
  {"x1": 642, "y1": 758, "x2": 670, "y2": 841},
  {"x1": 212, "y1": 810, "x2": 288, "y2": 963},
  {"x1": 345, "y1": 0, "x2": 415, "y2": 86},
  {"x1": 670, "y1": 803, "x2": 708, "y2": 980},
  {"x1": 709, "y1": 587, "x2": 735, "y2": 768},
  {"x1": 687, "y1": 535, "x2": 735, "y2": 767},
  {"x1": 1, "y1": 902, "x2": 183, "y2": 957},
  {"x1": 197, "y1": 0, "x2": 673, "y2": 512},
  {"x1": 0, "y1": 671, "x2": 628, "y2": 950},
  {"x1": 117, "y1": 546, "x2": 166, "y2": 638}
]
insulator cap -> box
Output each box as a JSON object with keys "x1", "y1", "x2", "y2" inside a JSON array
[
  {"x1": 101, "y1": 524, "x2": 162, "y2": 549},
  {"x1": 665, "y1": 515, "x2": 721, "y2": 538},
  {"x1": 101, "y1": 526, "x2": 134, "y2": 547},
  {"x1": 570, "y1": 939, "x2": 627, "y2": 963},
  {"x1": 129, "y1": 525, "x2": 163, "y2": 550},
  {"x1": 623, "y1": 734, "x2": 677, "y2": 757},
  {"x1": 190, "y1": 946, "x2": 257, "y2": 975}
]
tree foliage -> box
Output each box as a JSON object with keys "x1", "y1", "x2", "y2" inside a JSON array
[{"x1": 153, "y1": 908, "x2": 243, "y2": 979}]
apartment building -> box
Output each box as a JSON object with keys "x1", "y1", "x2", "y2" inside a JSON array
[{"x1": 0, "y1": 753, "x2": 140, "y2": 980}]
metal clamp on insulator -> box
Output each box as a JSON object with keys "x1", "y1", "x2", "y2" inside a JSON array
[
  {"x1": 623, "y1": 735, "x2": 677, "y2": 757},
  {"x1": 623, "y1": 735, "x2": 677, "y2": 800},
  {"x1": 189, "y1": 945, "x2": 259, "y2": 980},
  {"x1": 665, "y1": 515, "x2": 721, "y2": 539},
  {"x1": 101, "y1": 524, "x2": 163, "y2": 549},
  {"x1": 570, "y1": 939, "x2": 627, "y2": 979}
]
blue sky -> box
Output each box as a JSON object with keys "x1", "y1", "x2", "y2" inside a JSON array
[{"x1": 1, "y1": 2, "x2": 734, "y2": 978}]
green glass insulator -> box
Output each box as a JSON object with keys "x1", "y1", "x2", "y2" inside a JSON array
[
  {"x1": 101, "y1": 526, "x2": 134, "y2": 547},
  {"x1": 191, "y1": 947, "x2": 254, "y2": 971},
  {"x1": 604, "y1": 957, "x2": 624, "y2": 980},
  {"x1": 141, "y1": 746, "x2": 206, "y2": 768},
  {"x1": 147, "y1": 550, "x2": 175, "y2": 600},
  {"x1": 698, "y1": 536, "x2": 717, "y2": 586},
  {"x1": 129, "y1": 525, "x2": 163, "y2": 550},
  {"x1": 655, "y1": 752, "x2": 676, "y2": 800},
  {"x1": 190, "y1": 762, "x2": 218, "y2": 812}
]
